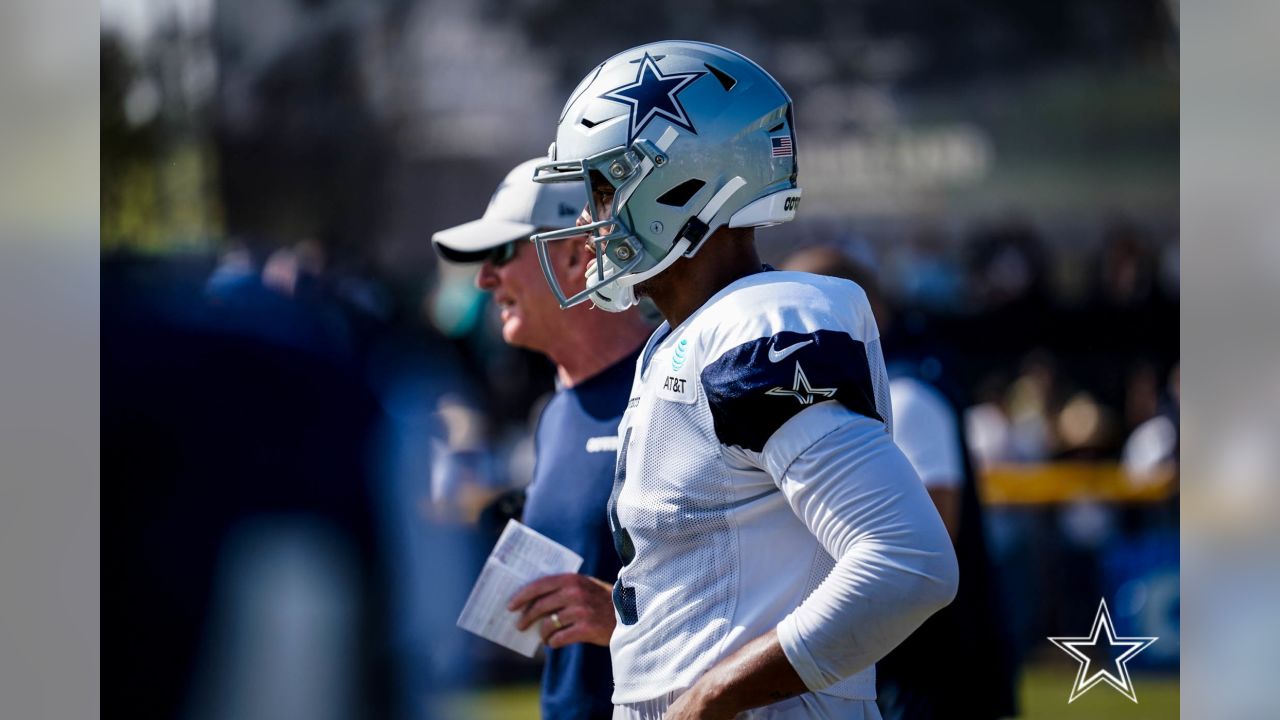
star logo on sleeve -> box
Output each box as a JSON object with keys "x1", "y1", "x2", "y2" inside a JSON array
[
  {"x1": 1048, "y1": 598, "x2": 1158, "y2": 703},
  {"x1": 602, "y1": 53, "x2": 706, "y2": 143},
  {"x1": 766, "y1": 363, "x2": 837, "y2": 406}
]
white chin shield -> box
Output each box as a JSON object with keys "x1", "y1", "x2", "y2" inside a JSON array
[
  {"x1": 580, "y1": 245, "x2": 638, "y2": 312},
  {"x1": 588, "y1": 277, "x2": 636, "y2": 313}
]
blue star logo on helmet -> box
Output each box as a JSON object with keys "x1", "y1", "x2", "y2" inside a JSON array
[{"x1": 602, "y1": 53, "x2": 706, "y2": 143}]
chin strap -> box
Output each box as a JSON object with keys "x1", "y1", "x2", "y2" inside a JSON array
[
  {"x1": 602, "y1": 174, "x2": 749, "y2": 302},
  {"x1": 589, "y1": 282, "x2": 636, "y2": 313},
  {"x1": 586, "y1": 169, "x2": 746, "y2": 313},
  {"x1": 680, "y1": 175, "x2": 747, "y2": 259}
]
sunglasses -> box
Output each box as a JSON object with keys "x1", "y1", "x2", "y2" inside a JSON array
[{"x1": 485, "y1": 240, "x2": 520, "y2": 267}]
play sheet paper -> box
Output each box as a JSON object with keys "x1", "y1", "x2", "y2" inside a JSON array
[{"x1": 456, "y1": 520, "x2": 584, "y2": 656}]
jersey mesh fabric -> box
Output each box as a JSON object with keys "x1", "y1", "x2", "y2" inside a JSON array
[
  {"x1": 608, "y1": 270, "x2": 887, "y2": 704},
  {"x1": 867, "y1": 337, "x2": 893, "y2": 435},
  {"x1": 612, "y1": 379, "x2": 738, "y2": 683}
]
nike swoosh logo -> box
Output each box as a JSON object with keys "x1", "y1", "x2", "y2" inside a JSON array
[{"x1": 768, "y1": 339, "x2": 813, "y2": 363}]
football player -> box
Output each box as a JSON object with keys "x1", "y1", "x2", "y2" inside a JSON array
[
  {"x1": 530, "y1": 42, "x2": 959, "y2": 719},
  {"x1": 433, "y1": 159, "x2": 652, "y2": 720}
]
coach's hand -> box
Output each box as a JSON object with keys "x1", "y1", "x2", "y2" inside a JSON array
[{"x1": 508, "y1": 573, "x2": 616, "y2": 648}]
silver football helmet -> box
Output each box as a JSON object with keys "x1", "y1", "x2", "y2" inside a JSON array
[{"x1": 531, "y1": 41, "x2": 802, "y2": 311}]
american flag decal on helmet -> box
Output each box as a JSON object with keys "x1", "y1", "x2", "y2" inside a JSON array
[{"x1": 771, "y1": 136, "x2": 793, "y2": 157}]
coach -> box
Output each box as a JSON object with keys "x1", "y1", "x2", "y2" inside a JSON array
[{"x1": 433, "y1": 159, "x2": 651, "y2": 720}]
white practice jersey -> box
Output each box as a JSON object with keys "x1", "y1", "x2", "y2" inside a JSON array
[{"x1": 608, "y1": 270, "x2": 943, "y2": 708}]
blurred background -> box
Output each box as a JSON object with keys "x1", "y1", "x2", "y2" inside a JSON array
[{"x1": 100, "y1": 0, "x2": 1179, "y2": 718}]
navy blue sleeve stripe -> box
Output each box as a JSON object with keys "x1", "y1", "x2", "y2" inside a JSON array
[{"x1": 701, "y1": 329, "x2": 882, "y2": 452}]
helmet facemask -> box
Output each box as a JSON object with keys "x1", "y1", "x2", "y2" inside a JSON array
[
  {"x1": 531, "y1": 41, "x2": 805, "y2": 312},
  {"x1": 531, "y1": 134, "x2": 681, "y2": 312}
]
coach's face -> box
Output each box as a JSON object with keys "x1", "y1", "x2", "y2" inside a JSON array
[{"x1": 475, "y1": 235, "x2": 587, "y2": 353}]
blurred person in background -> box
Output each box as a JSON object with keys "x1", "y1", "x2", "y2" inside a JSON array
[
  {"x1": 202, "y1": 237, "x2": 356, "y2": 360},
  {"x1": 103, "y1": 253, "x2": 393, "y2": 720},
  {"x1": 1123, "y1": 362, "x2": 1179, "y2": 490},
  {"x1": 362, "y1": 296, "x2": 491, "y2": 711},
  {"x1": 965, "y1": 218, "x2": 1050, "y2": 314},
  {"x1": 432, "y1": 158, "x2": 652, "y2": 720},
  {"x1": 200, "y1": 228, "x2": 486, "y2": 717},
  {"x1": 1002, "y1": 351, "x2": 1058, "y2": 463},
  {"x1": 1122, "y1": 362, "x2": 1179, "y2": 548},
  {"x1": 782, "y1": 246, "x2": 1018, "y2": 720}
]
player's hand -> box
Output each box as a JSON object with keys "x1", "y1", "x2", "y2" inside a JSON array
[
  {"x1": 663, "y1": 629, "x2": 804, "y2": 719},
  {"x1": 507, "y1": 573, "x2": 616, "y2": 648}
]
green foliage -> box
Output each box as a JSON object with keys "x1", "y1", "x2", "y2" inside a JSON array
[
  {"x1": 101, "y1": 144, "x2": 221, "y2": 253},
  {"x1": 101, "y1": 33, "x2": 220, "y2": 253},
  {"x1": 1020, "y1": 665, "x2": 1179, "y2": 719}
]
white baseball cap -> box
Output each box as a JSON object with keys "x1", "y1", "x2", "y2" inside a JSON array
[{"x1": 432, "y1": 158, "x2": 587, "y2": 263}]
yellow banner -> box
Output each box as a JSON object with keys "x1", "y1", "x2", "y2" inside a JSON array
[{"x1": 979, "y1": 462, "x2": 1176, "y2": 505}]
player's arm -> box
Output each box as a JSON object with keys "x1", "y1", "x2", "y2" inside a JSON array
[
  {"x1": 669, "y1": 407, "x2": 959, "y2": 719},
  {"x1": 770, "y1": 410, "x2": 958, "y2": 690},
  {"x1": 664, "y1": 628, "x2": 804, "y2": 719}
]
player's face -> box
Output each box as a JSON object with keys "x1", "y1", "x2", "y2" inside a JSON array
[
  {"x1": 474, "y1": 237, "x2": 568, "y2": 353},
  {"x1": 580, "y1": 172, "x2": 616, "y2": 237}
]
